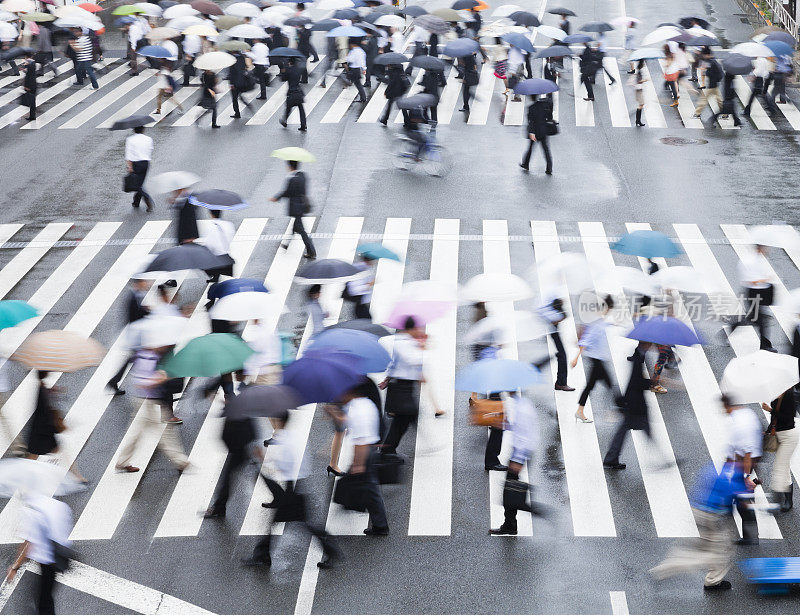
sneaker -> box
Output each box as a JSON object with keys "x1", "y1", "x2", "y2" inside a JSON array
[
  {"x1": 650, "y1": 385, "x2": 667, "y2": 394},
  {"x1": 489, "y1": 525, "x2": 518, "y2": 535},
  {"x1": 164, "y1": 416, "x2": 183, "y2": 425},
  {"x1": 363, "y1": 526, "x2": 389, "y2": 536}
]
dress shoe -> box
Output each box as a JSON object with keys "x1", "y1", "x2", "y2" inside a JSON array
[
  {"x1": 485, "y1": 463, "x2": 508, "y2": 472},
  {"x1": 603, "y1": 462, "x2": 626, "y2": 470},
  {"x1": 279, "y1": 119, "x2": 287, "y2": 127},
  {"x1": 545, "y1": 169, "x2": 553, "y2": 175},
  {"x1": 519, "y1": 163, "x2": 529, "y2": 171},
  {"x1": 256, "y1": 96, "x2": 267, "y2": 100},
  {"x1": 106, "y1": 382, "x2": 125, "y2": 396},
  {"x1": 203, "y1": 508, "x2": 225, "y2": 519},
  {"x1": 303, "y1": 252, "x2": 316, "y2": 260},
  {"x1": 230, "y1": 114, "x2": 241, "y2": 119},
  {"x1": 326, "y1": 465, "x2": 344, "y2": 477},
  {"x1": 703, "y1": 580, "x2": 731, "y2": 591},
  {"x1": 554, "y1": 384, "x2": 575, "y2": 392},
  {"x1": 489, "y1": 525, "x2": 517, "y2": 535},
  {"x1": 241, "y1": 557, "x2": 271, "y2": 567},
  {"x1": 298, "y1": 127, "x2": 307, "y2": 132},
  {"x1": 115, "y1": 465, "x2": 139, "y2": 473},
  {"x1": 261, "y1": 501, "x2": 278, "y2": 509},
  {"x1": 736, "y1": 538, "x2": 758, "y2": 546},
  {"x1": 363, "y1": 526, "x2": 389, "y2": 536}
]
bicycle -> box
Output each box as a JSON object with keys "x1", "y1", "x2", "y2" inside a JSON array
[{"x1": 391, "y1": 126, "x2": 452, "y2": 177}]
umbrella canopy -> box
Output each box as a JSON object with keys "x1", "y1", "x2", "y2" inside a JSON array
[
  {"x1": 194, "y1": 50, "x2": 235, "y2": 70},
  {"x1": 678, "y1": 16, "x2": 710, "y2": 29},
  {"x1": 148, "y1": 171, "x2": 200, "y2": 193},
  {"x1": 455, "y1": 358, "x2": 541, "y2": 394},
  {"x1": 59, "y1": 16, "x2": 103, "y2": 29},
  {"x1": 687, "y1": 35, "x2": 718, "y2": 46},
  {"x1": 311, "y1": 18, "x2": 342, "y2": 31},
  {"x1": 579, "y1": 20, "x2": 612, "y2": 33},
  {"x1": 762, "y1": 39, "x2": 793, "y2": 57},
  {"x1": 215, "y1": 15, "x2": 245, "y2": 30},
  {"x1": 650, "y1": 266, "x2": 706, "y2": 293},
  {"x1": 612, "y1": 230, "x2": 681, "y2": 258},
  {"x1": 137, "y1": 45, "x2": 171, "y2": 58},
  {"x1": 432, "y1": 7, "x2": 463, "y2": 21},
  {"x1": 413, "y1": 14, "x2": 448, "y2": 34},
  {"x1": 21, "y1": 11, "x2": 55, "y2": 21},
  {"x1": 163, "y1": 3, "x2": 199, "y2": 18},
  {"x1": 611, "y1": 16, "x2": 639, "y2": 28},
  {"x1": 722, "y1": 53, "x2": 753, "y2": 75},
  {"x1": 562, "y1": 32, "x2": 591, "y2": 43},
  {"x1": 159, "y1": 0, "x2": 178, "y2": 8},
  {"x1": 188, "y1": 189, "x2": 248, "y2": 210},
  {"x1": 548, "y1": 7, "x2": 576, "y2": 16},
  {"x1": 373, "y1": 52, "x2": 409, "y2": 65},
  {"x1": 357, "y1": 243, "x2": 400, "y2": 261},
  {"x1": 209, "y1": 291, "x2": 282, "y2": 321},
  {"x1": 146, "y1": 26, "x2": 180, "y2": 41},
  {"x1": 385, "y1": 280, "x2": 456, "y2": 328},
  {"x1": 461, "y1": 273, "x2": 531, "y2": 302},
  {"x1": 190, "y1": 0, "x2": 223, "y2": 15},
  {"x1": 534, "y1": 45, "x2": 572, "y2": 58},
  {"x1": 326, "y1": 24, "x2": 367, "y2": 37},
  {"x1": 218, "y1": 39, "x2": 250, "y2": 51},
  {"x1": 109, "y1": 114, "x2": 154, "y2": 130},
  {"x1": 464, "y1": 311, "x2": 547, "y2": 344},
  {"x1": 628, "y1": 47, "x2": 665, "y2": 61},
  {"x1": 269, "y1": 46, "x2": 306, "y2": 58},
  {"x1": 284, "y1": 15, "x2": 312, "y2": 27},
  {"x1": 731, "y1": 41, "x2": 774, "y2": 57},
  {"x1": 402, "y1": 5, "x2": 427, "y2": 17},
  {"x1": 627, "y1": 316, "x2": 703, "y2": 347},
  {"x1": 0, "y1": 459, "x2": 86, "y2": 498},
  {"x1": 508, "y1": 10, "x2": 539, "y2": 27},
  {"x1": 530, "y1": 252, "x2": 590, "y2": 291},
  {"x1": 641, "y1": 25, "x2": 684, "y2": 46},
  {"x1": 513, "y1": 77, "x2": 558, "y2": 95},
  {"x1": 207, "y1": 278, "x2": 269, "y2": 301},
  {"x1": 410, "y1": 54, "x2": 446, "y2": 70},
  {"x1": 183, "y1": 23, "x2": 218, "y2": 36},
  {"x1": 325, "y1": 319, "x2": 391, "y2": 337},
  {"x1": 451, "y1": 0, "x2": 477, "y2": 8},
  {"x1": 166, "y1": 15, "x2": 203, "y2": 30},
  {"x1": 0, "y1": 300, "x2": 37, "y2": 330},
  {"x1": 396, "y1": 93, "x2": 437, "y2": 109},
  {"x1": 225, "y1": 1, "x2": 261, "y2": 17},
  {"x1": 597, "y1": 266, "x2": 654, "y2": 295},
  {"x1": 134, "y1": 2, "x2": 162, "y2": 16},
  {"x1": 161, "y1": 333, "x2": 254, "y2": 377},
  {"x1": 271, "y1": 146, "x2": 316, "y2": 162},
  {"x1": 763, "y1": 31, "x2": 796, "y2": 47},
  {"x1": 296, "y1": 259, "x2": 361, "y2": 284},
  {"x1": 282, "y1": 353, "x2": 364, "y2": 404},
  {"x1": 1, "y1": 0, "x2": 34, "y2": 11},
  {"x1": 537, "y1": 24, "x2": 567, "y2": 40},
  {"x1": 222, "y1": 384, "x2": 300, "y2": 419},
  {"x1": 308, "y1": 328, "x2": 391, "y2": 372},
  {"x1": 442, "y1": 37, "x2": 479, "y2": 57},
  {"x1": 374, "y1": 13, "x2": 403, "y2": 28},
  {"x1": 721, "y1": 351, "x2": 799, "y2": 405},
  {"x1": 317, "y1": 0, "x2": 354, "y2": 8},
  {"x1": 502, "y1": 31, "x2": 535, "y2": 53},
  {"x1": 226, "y1": 22, "x2": 267, "y2": 38},
  {"x1": 12, "y1": 330, "x2": 105, "y2": 372},
  {"x1": 112, "y1": 4, "x2": 146, "y2": 15},
  {"x1": 332, "y1": 7, "x2": 358, "y2": 19},
  {"x1": 144, "y1": 242, "x2": 233, "y2": 275},
  {"x1": 372, "y1": 4, "x2": 401, "y2": 14},
  {"x1": 491, "y1": 4, "x2": 521, "y2": 17}
]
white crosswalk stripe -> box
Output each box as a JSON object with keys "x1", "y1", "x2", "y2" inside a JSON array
[{"x1": 602, "y1": 59, "x2": 630, "y2": 128}]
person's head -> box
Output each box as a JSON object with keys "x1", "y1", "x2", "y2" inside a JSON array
[
  {"x1": 701, "y1": 46, "x2": 711, "y2": 56},
  {"x1": 629, "y1": 21, "x2": 636, "y2": 29},
  {"x1": 678, "y1": 42, "x2": 686, "y2": 51},
  {"x1": 272, "y1": 409, "x2": 289, "y2": 430},
  {"x1": 308, "y1": 284, "x2": 321, "y2": 300},
  {"x1": 133, "y1": 125, "x2": 144, "y2": 135},
  {"x1": 287, "y1": 159, "x2": 299, "y2": 171},
  {"x1": 601, "y1": 294, "x2": 614, "y2": 314},
  {"x1": 209, "y1": 209, "x2": 221, "y2": 219},
  {"x1": 720, "y1": 393, "x2": 736, "y2": 414},
  {"x1": 755, "y1": 244, "x2": 768, "y2": 256},
  {"x1": 473, "y1": 301, "x2": 488, "y2": 322},
  {"x1": 360, "y1": 254, "x2": 375, "y2": 266},
  {"x1": 403, "y1": 315, "x2": 425, "y2": 339},
  {"x1": 37, "y1": 370, "x2": 49, "y2": 382},
  {"x1": 296, "y1": 2, "x2": 305, "y2": 9},
  {"x1": 132, "y1": 278, "x2": 149, "y2": 291},
  {"x1": 157, "y1": 283, "x2": 171, "y2": 303},
  {"x1": 637, "y1": 58, "x2": 644, "y2": 70}
]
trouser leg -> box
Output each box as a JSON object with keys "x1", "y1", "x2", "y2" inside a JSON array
[
  {"x1": 293, "y1": 216, "x2": 314, "y2": 256},
  {"x1": 38, "y1": 563, "x2": 56, "y2": 615},
  {"x1": 541, "y1": 137, "x2": 552, "y2": 172},
  {"x1": 582, "y1": 75, "x2": 593, "y2": 99},
  {"x1": 603, "y1": 421, "x2": 630, "y2": 464},
  {"x1": 363, "y1": 469, "x2": 388, "y2": 529},
  {"x1": 255, "y1": 65, "x2": 267, "y2": 97},
  {"x1": 667, "y1": 80, "x2": 677, "y2": 99},
  {"x1": 462, "y1": 85, "x2": 471, "y2": 109},
  {"x1": 578, "y1": 359, "x2": 606, "y2": 406},
  {"x1": 484, "y1": 427, "x2": 503, "y2": 467},
  {"x1": 382, "y1": 414, "x2": 413, "y2": 454},
  {"x1": 231, "y1": 88, "x2": 241, "y2": 116},
  {"x1": 737, "y1": 495, "x2": 758, "y2": 543},
  {"x1": 552, "y1": 331, "x2": 567, "y2": 385},
  {"x1": 211, "y1": 450, "x2": 248, "y2": 512},
  {"x1": 521, "y1": 140, "x2": 534, "y2": 167},
  {"x1": 380, "y1": 98, "x2": 393, "y2": 123},
  {"x1": 211, "y1": 103, "x2": 217, "y2": 126},
  {"x1": 354, "y1": 301, "x2": 371, "y2": 319}
]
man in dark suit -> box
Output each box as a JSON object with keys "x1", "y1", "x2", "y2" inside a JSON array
[
  {"x1": 279, "y1": 58, "x2": 307, "y2": 132},
  {"x1": 519, "y1": 97, "x2": 553, "y2": 174},
  {"x1": 271, "y1": 160, "x2": 316, "y2": 259},
  {"x1": 106, "y1": 278, "x2": 150, "y2": 395},
  {"x1": 363, "y1": 32, "x2": 379, "y2": 88}
]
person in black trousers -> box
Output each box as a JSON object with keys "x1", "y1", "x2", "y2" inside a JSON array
[
  {"x1": 200, "y1": 69, "x2": 219, "y2": 128},
  {"x1": 227, "y1": 52, "x2": 252, "y2": 119},
  {"x1": 421, "y1": 67, "x2": 442, "y2": 123},
  {"x1": 106, "y1": 278, "x2": 150, "y2": 395},
  {"x1": 538, "y1": 297, "x2": 574, "y2": 391},
  {"x1": 279, "y1": 58, "x2": 307, "y2": 131},
  {"x1": 579, "y1": 43, "x2": 597, "y2": 101},
  {"x1": 380, "y1": 64, "x2": 409, "y2": 125},
  {"x1": 271, "y1": 159, "x2": 316, "y2": 259},
  {"x1": 519, "y1": 97, "x2": 553, "y2": 174},
  {"x1": 459, "y1": 53, "x2": 479, "y2": 114},
  {"x1": 204, "y1": 416, "x2": 258, "y2": 518},
  {"x1": 711, "y1": 73, "x2": 742, "y2": 127},
  {"x1": 21, "y1": 51, "x2": 37, "y2": 121},
  {"x1": 297, "y1": 24, "x2": 318, "y2": 64},
  {"x1": 364, "y1": 32, "x2": 379, "y2": 88}
]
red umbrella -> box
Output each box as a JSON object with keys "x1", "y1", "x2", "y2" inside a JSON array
[
  {"x1": 78, "y1": 2, "x2": 102, "y2": 11},
  {"x1": 190, "y1": 0, "x2": 223, "y2": 15}
]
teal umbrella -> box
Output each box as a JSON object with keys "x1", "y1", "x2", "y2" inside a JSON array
[
  {"x1": 612, "y1": 230, "x2": 682, "y2": 258},
  {"x1": 357, "y1": 243, "x2": 401, "y2": 262},
  {"x1": 0, "y1": 300, "x2": 37, "y2": 330},
  {"x1": 160, "y1": 333, "x2": 254, "y2": 377}
]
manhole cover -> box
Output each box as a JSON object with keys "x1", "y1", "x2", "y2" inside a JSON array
[{"x1": 660, "y1": 136, "x2": 709, "y2": 145}]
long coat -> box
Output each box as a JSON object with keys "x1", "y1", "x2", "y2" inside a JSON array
[{"x1": 620, "y1": 350, "x2": 651, "y2": 434}]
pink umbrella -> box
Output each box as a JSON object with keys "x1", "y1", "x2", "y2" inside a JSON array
[{"x1": 384, "y1": 281, "x2": 457, "y2": 329}]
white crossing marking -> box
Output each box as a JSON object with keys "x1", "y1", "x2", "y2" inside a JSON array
[
  {"x1": 609, "y1": 591, "x2": 631, "y2": 615},
  {"x1": 320, "y1": 81, "x2": 360, "y2": 123},
  {"x1": 96, "y1": 69, "x2": 182, "y2": 129},
  {"x1": 217, "y1": 89, "x2": 261, "y2": 127},
  {"x1": 290, "y1": 69, "x2": 339, "y2": 124},
  {"x1": 58, "y1": 69, "x2": 156, "y2": 129},
  {"x1": 638, "y1": 66, "x2": 667, "y2": 128},
  {"x1": 775, "y1": 99, "x2": 800, "y2": 130},
  {"x1": 657, "y1": 60, "x2": 703, "y2": 129},
  {"x1": 734, "y1": 76, "x2": 776, "y2": 130},
  {"x1": 436, "y1": 69, "x2": 462, "y2": 125},
  {"x1": 357, "y1": 82, "x2": 387, "y2": 123},
  {"x1": 246, "y1": 82, "x2": 288, "y2": 125},
  {"x1": 602, "y1": 58, "x2": 630, "y2": 127},
  {"x1": 0, "y1": 61, "x2": 73, "y2": 108},
  {"x1": 0, "y1": 224, "x2": 22, "y2": 247},
  {"x1": 0, "y1": 222, "x2": 72, "y2": 300},
  {"x1": 172, "y1": 82, "x2": 231, "y2": 127},
  {"x1": 467, "y1": 63, "x2": 496, "y2": 125},
  {"x1": 571, "y1": 61, "x2": 594, "y2": 126},
  {"x1": 503, "y1": 94, "x2": 524, "y2": 126}
]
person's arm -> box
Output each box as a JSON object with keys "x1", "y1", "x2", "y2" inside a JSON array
[
  {"x1": 270, "y1": 179, "x2": 289, "y2": 202},
  {"x1": 570, "y1": 346, "x2": 584, "y2": 368},
  {"x1": 6, "y1": 541, "x2": 29, "y2": 581}
]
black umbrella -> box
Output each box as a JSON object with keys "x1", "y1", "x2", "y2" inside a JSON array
[
  {"x1": 325, "y1": 319, "x2": 391, "y2": 337},
  {"x1": 402, "y1": 5, "x2": 427, "y2": 17},
  {"x1": 563, "y1": 33, "x2": 591, "y2": 43},
  {"x1": 311, "y1": 18, "x2": 341, "y2": 31},
  {"x1": 678, "y1": 16, "x2": 710, "y2": 29},
  {"x1": 410, "y1": 54, "x2": 446, "y2": 70},
  {"x1": 158, "y1": 0, "x2": 178, "y2": 8},
  {"x1": 285, "y1": 16, "x2": 312, "y2": 27},
  {"x1": 534, "y1": 45, "x2": 572, "y2": 58},
  {"x1": 296, "y1": 259, "x2": 361, "y2": 283},
  {"x1": 688, "y1": 35, "x2": 718, "y2": 46},
  {"x1": 109, "y1": 114, "x2": 155, "y2": 131},
  {"x1": 509, "y1": 11, "x2": 540, "y2": 27},
  {"x1": 333, "y1": 8, "x2": 359, "y2": 19},
  {"x1": 188, "y1": 189, "x2": 248, "y2": 211},
  {"x1": 579, "y1": 21, "x2": 613, "y2": 33},
  {"x1": 764, "y1": 31, "x2": 797, "y2": 47},
  {"x1": 413, "y1": 14, "x2": 449, "y2": 34},
  {"x1": 657, "y1": 22, "x2": 680, "y2": 27},
  {"x1": 548, "y1": 7, "x2": 575, "y2": 16},
  {"x1": 269, "y1": 47, "x2": 306, "y2": 58},
  {"x1": 145, "y1": 243, "x2": 234, "y2": 275},
  {"x1": 396, "y1": 93, "x2": 437, "y2": 109},
  {"x1": 722, "y1": 53, "x2": 753, "y2": 75},
  {"x1": 452, "y1": 0, "x2": 478, "y2": 8},
  {"x1": 442, "y1": 37, "x2": 479, "y2": 57},
  {"x1": 513, "y1": 78, "x2": 558, "y2": 95},
  {"x1": 222, "y1": 385, "x2": 300, "y2": 419},
  {"x1": 372, "y1": 4, "x2": 399, "y2": 14},
  {"x1": 373, "y1": 52, "x2": 409, "y2": 65}
]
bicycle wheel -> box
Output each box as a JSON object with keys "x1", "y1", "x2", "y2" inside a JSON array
[
  {"x1": 391, "y1": 140, "x2": 415, "y2": 171},
  {"x1": 421, "y1": 145, "x2": 451, "y2": 177}
]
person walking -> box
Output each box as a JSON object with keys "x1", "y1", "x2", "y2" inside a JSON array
[
  {"x1": 346, "y1": 39, "x2": 367, "y2": 103},
  {"x1": 248, "y1": 37, "x2": 270, "y2": 99},
  {"x1": 630, "y1": 59, "x2": 646, "y2": 126},
  {"x1": 228, "y1": 52, "x2": 253, "y2": 120},
  {"x1": 106, "y1": 278, "x2": 150, "y2": 395},
  {"x1": 199, "y1": 68, "x2": 219, "y2": 128},
  {"x1": 20, "y1": 50, "x2": 37, "y2": 121},
  {"x1": 711, "y1": 72, "x2": 742, "y2": 127},
  {"x1": 125, "y1": 126, "x2": 155, "y2": 212},
  {"x1": 771, "y1": 52, "x2": 792, "y2": 104},
  {"x1": 662, "y1": 45, "x2": 680, "y2": 107},
  {"x1": 421, "y1": 67, "x2": 442, "y2": 123},
  {"x1": 201, "y1": 209, "x2": 235, "y2": 283},
  {"x1": 278, "y1": 57, "x2": 307, "y2": 131},
  {"x1": 154, "y1": 61, "x2": 184, "y2": 115},
  {"x1": 363, "y1": 31, "x2": 379, "y2": 88},
  {"x1": 762, "y1": 389, "x2": 798, "y2": 512},
  {"x1": 34, "y1": 22, "x2": 56, "y2": 78},
  {"x1": 297, "y1": 23, "x2": 318, "y2": 63},
  {"x1": 305, "y1": 285, "x2": 327, "y2": 335},
  {"x1": 126, "y1": 18, "x2": 144, "y2": 75},
  {"x1": 744, "y1": 54, "x2": 778, "y2": 117},
  {"x1": 379, "y1": 63, "x2": 410, "y2": 126},
  {"x1": 519, "y1": 96, "x2": 553, "y2": 174},
  {"x1": 182, "y1": 32, "x2": 201, "y2": 86},
  {"x1": 727, "y1": 243, "x2": 774, "y2": 349},
  {"x1": 204, "y1": 415, "x2": 260, "y2": 519},
  {"x1": 579, "y1": 42, "x2": 597, "y2": 101},
  {"x1": 459, "y1": 52, "x2": 479, "y2": 114},
  {"x1": 271, "y1": 159, "x2": 315, "y2": 259},
  {"x1": 623, "y1": 21, "x2": 637, "y2": 73},
  {"x1": 558, "y1": 13, "x2": 571, "y2": 34},
  {"x1": 693, "y1": 50, "x2": 723, "y2": 120},
  {"x1": 537, "y1": 296, "x2": 574, "y2": 391},
  {"x1": 345, "y1": 254, "x2": 376, "y2": 319},
  {"x1": 70, "y1": 28, "x2": 98, "y2": 89},
  {"x1": 723, "y1": 394, "x2": 762, "y2": 545},
  {"x1": 26, "y1": 372, "x2": 60, "y2": 460},
  {"x1": 319, "y1": 35, "x2": 338, "y2": 88}
]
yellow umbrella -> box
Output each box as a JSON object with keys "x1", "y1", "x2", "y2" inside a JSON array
[
  {"x1": 183, "y1": 23, "x2": 218, "y2": 37},
  {"x1": 271, "y1": 147, "x2": 316, "y2": 162},
  {"x1": 12, "y1": 330, "x2": 105, "y2": 373}
]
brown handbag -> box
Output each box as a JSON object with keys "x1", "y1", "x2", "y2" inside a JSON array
[{"x1": 469, "y1": 393, "x2": 504, "y2": 429}]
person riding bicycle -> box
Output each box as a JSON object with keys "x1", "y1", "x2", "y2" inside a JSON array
[{"x1": 403, "y1": 107, "x2": 431, "y2": 160}]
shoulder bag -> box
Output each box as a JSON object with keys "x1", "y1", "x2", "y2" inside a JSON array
[{"x1": 468, "y1": 393, "x2": 504, "y2": 429}]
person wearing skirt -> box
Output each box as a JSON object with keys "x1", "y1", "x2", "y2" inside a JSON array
[{"x1": 762, "y1": 389, "x2": 799, "y2": 512}]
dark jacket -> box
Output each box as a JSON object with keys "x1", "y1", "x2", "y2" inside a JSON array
[
  {"x1": 23, "y1": 58, "x2": 37, "y2": 94},
  {"x1": 283, "y1": 63, "x2": 305, "y2": 104},
  {"x1": 126, "y1": 289, "x2": 148, "y2": 324},
  {"x1": 421, "y1": 69, "x2": 441, "y2": 100},
  {"x1": 526, "y1": 100, "x2": 550, "y2": 139},
  {"x1": 175, "y1": 196, "x2": 200, "y2": 243},
  {"x1": 364, "y1": 36, "x2": 379, "y2": 62},
  {"x1": 461, "y1": 54, "x2": 479, "y2": 86},
  {"x1": 297, "y1": 27, "x2": 313, "y2": 56},
  {"x1": 620, "y1": 350, "x2": 650, "y2": 434},
  {"x1": 201, "y1": 71, "x2": 217, "y2": 102},
  {"x1": 385, "y1": 65, "x2": 409, "y2": 99},
  {"x1": 221, "y1": 417, "x2": 257, "y2": 453},
  {"x1": 227, "y1": 54, "x2": 248, "y2": 90},
  {"x1": 275, "y1": 171, "x2": 308, "y2": 217},
  {"x1": 27, "y1": 384, "x2": 58, "y2": 456},
  {"x1": 579, "y1": 46, "x2": 599, "y2": 76},
  {"x1": 429, "y1": 33, "x2": 439, "y2": 57}
]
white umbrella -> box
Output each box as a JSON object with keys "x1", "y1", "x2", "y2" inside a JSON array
[
  {"x1": 720, "y1": 351, "x2": 799, "y2": 404},
  {"x1": 479, "y1": 21, "x2": 526, "y2": 37},
  {"x1": 641, "y1": 25, "x2": 684, "y2": 46},
  {"x1": 316, "y1": 0, "x2": 354, "y2": 9},
  {"x1": 209, "y1": 292, "x2": 287, "y2": 321},
  {"x1": 537, "y1": 24, "x2": 567, "y2": 40},
  {"x1": 263, "y1": 4, "x2": 295, "y2": 16},
  {"x1": 226, "y1": 23, "x2": 267, "y2": 38},
  {"x1": 55, "y1": 17, "x2": 103, "y2": 30},
  {"x1": 0, "y1": 20, "x2": 15, "y2": 39},
  {"x1": 398, "y1": 280, "x2": 458, "y2": 304},
  {"x1": 460, "y1": 273, "x2": 532, "y2": 303},
  {"x1": 166, "y1": 15, "x2": 203, "y2": 31},
  {"x1": 225, "y1": 1, "x2": 261, "y2": 18},
  {"x1": 183, "y1": 23, "x2": 218, "y2": 36},
  {"x1": 530, "y1": 253, "x2": 593, "y2": 292},
  {"x1": 0, "y1": 10, "x2": 16, "y2": 21},
  {"x1": 464, "y1": 311, "x2": 547, "y2": 344},
  {"x1": 194, "y1": 50, "x2": 234, "y2": 70},
  {"x1": 148, "y1": 171, "x2": 201, "y2": 194},
  {"x1": 375, "y1": 14, "x2": 405, "y2": 28},
  {"x1": 611, "y1": 16, "x2": 639, "y2": 28},
  {"x1": 0, "y1": 0, "x2": 33, "y2": 13},
  {"x1": 53, "y1": 4, "x2": 100, "y2": 20},
  {"x1": 731, "y1": 41, "x2": 774, "y2": 57},
  {"x1": 134, "y1": 2, "x2": 162, "y2": 17},
  {"x1": 163, "y1": 3, "x2": 199, "y2": 19},
  {"x1": 0, "y1": 458, "x2": 86, "y2": 498},
  {"x1": 146, "y1": 26, "x2": 180, "y2": 41},
  {"x1": 650, "y1": 266, "x2": 705, "y2": 293},
  {"x1": 491, "y1": 4, "x2": 521, "y2": 17},
  {"x1": 749, "y1": 225, "x2": 800, "y2": 250},
  {"x1": 597, "y1": 266, "x2": 655, "y2": 294},
  {"x1": 687, "y1": 26, "x2": 715, "y2": 37}
]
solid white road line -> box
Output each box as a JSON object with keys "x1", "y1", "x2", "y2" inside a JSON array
[
  {"x1": 571, "y1": 62, "x2": 594, "y2": 126},
  {"x1": 531, "y1": 220, "x2": 616, "y2": 536},
  {"x1": 581, "y1": 221, "x2": 697, "y2": 538},
  {"x1": 436, "y1": 69, "x2": 462, "y2": 125},
  {"x1": 484, "y1": 220, "x2": 533, "y2": 535},
  {"x1": 357, "y1": 82, "x2": 388, "y2": 123},
  {"x1": 734, "y1": 76, "x2": 776, "y2": 130},
  {"x1": 58, "y1": 69, "x2": 156, "y2": 129},
  {"x1": 245, "y1": 82, "x2": 288, "y2": 125},
  {"x1": 504, "y1": 95, "x2": 524, "y2": 126},
  {"x1": 602, "y1": 58, "x2": 631, "y2": 127},
  {"x1": 0, "y1": 222, "x2": 72, "y2": 299},
  {"x1": 467, "y1": 63, "x2": 495, "y2": 126},
  {"x1": 775, "y1": 98, "x2": 800, "y2": 130},
  {"x1": 638, "y1": 66, "x2": 667, "y2": 128}
]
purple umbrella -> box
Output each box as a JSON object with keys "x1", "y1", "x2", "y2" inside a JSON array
[
  {"x1": 282, "y1": 352, "x2": 364, "y2": 404},
  {"x1": 627, "y1": 316, "x2": 703, "y2": 347}
]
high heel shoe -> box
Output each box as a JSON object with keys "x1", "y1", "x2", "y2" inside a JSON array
[
  {"x1": 326, "y1": 465, "x2": 344, "y2": 477},
  {"x1": 575, "y1": 412, "x2": 593, "y2": 423}
]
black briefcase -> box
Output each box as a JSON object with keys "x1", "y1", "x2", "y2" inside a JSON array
[
  {"x1": 273, "y1": 490, "x2": 307, "y2": 523},
  {"x1": 123, "y1": 172, "x2": 140, "y2": 193},
  {"x1": 333, "y1": 474, "x2": 368, "y2": 512},
  {"x1": 502, "y1": 478, "x2": 530, "y2": 510},
  {"x1": 375, "y1": 453, "x2": 404, "y2": 485}
]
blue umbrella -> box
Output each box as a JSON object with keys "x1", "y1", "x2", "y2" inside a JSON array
[
  {"x1": 308, "y1": 330, "x2": 391, "y2": 372},
  {"x1": 442, "y1": 37, "x2": 479, "y2": 57},
  {"x1": 764, "y1": 31, "x2": 796, "y2": 47},
  {"x1": 513, "y1": 78, "x2": 559, "y2": 95},
  {"x1": 327, "y1": 25, "x2": 367, "y2": 37},
  {"x1": 137, "y1": 45, "x2": 172, "y2": 59},
  {"x1": 455, "y1": 359, "x2": 541, "y2": 395},
  {"x1": 0, "y1": 300, "x2": 38, "y2": 330},
  {"x1": 188, "y1": 189, "x2": 248, "y2": 211},
  {"x1": 628, "y1": 47, "x2": 665, "y2": 61},
  {"x1": 357, "y1": 243, "x2": 401, "y2": 261},
  {"x1": 114, "y1": 16, "x2": 138, "y2": 27},
  {"x1": 207, "y1": 278, "x2": 269, "y2": 301},
  {"x1": 579, "y1": 21, "x2": 613, "y2": 33},
  {"x1": 502, "y1": 32, "x2": 535, "y2": 54},
  {"x1": 763, "y1": 39, "x2": 793, "y2": 57},
  {"x1": 282, "y1": 353, "x2": 365, "y2": 404},
  {"x1": 612, "y1": 230, "x2": 682, "y2": 258},
  {"x1": 534, "y1": 45, "x2": 572, "y2": 58},
  {"x1": 563, "y1": 33, "x2": 592, "y2": 44},
  {"x1": 269, "y1": 47, "x2": 306, "y2": 58},
  {"x1": 627, "y1": 316, "x2": 703, "y2": 347}
]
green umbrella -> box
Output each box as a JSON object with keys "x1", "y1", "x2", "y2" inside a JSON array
[
  {"x1": 21, "y1": 11, "x2": 56, "y2": 22},
  {"x1": 112, "y1": 5, "x2": 146, "y2": 15},
  {"x1": 160, "y1": 333, "x2": 254, "y2": 377},
  {"x1": 218, "y1": 39, "x2": 250, "y2": 51},
  {"x1": 0, "y1": 300, "x2": 37, "y2": 330},
  {"x1": 271, "y1": 147, "x2": 316, "y2": 163},
  {"x1": 215, "y1": 15, "x2": 244, "y2": 30}
]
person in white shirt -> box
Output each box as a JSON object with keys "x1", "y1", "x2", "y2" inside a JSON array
[
  {"x1": 182, "y1": 33, "x2": 202, "y2": 86},
  {"x1": 346, "y1": 40, "x2": 367, "y2": 103},
  {"x1": 154, "y1": 61, "x2": 184, "y2": 115},
  {"x1": 345, "y1": 255, "x2": 375, "y2": 319},
  {"x1": 125, "y1": 126, "x2": 155, "y2": 211},
  {"x1": 248, "y1": 38, "x2": 270, "y2": 99},
  {"x1": 389, "y1": 26, "x2": 403, "y2": 53},
  {"x1": 728, "y1": 244, "x2": 774, "y2": 350},
  {"x1": 744, "y1": 55, "x2": 778, "y2": 117},
  {"x1": 126, "y1": 20, "x2": 144, "y2": 75}
]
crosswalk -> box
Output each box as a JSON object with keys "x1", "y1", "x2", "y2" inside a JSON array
[
  {"x1": 3, "y1": 55, "x2": 800, "y2": 132},
  {"x1": 2, "y1": 216, "x2": 800, "y2": 545}
]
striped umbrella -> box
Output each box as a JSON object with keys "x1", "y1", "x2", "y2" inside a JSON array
[{"x1": 11, "y1": 330, "x2": 105, "y2": 372}]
